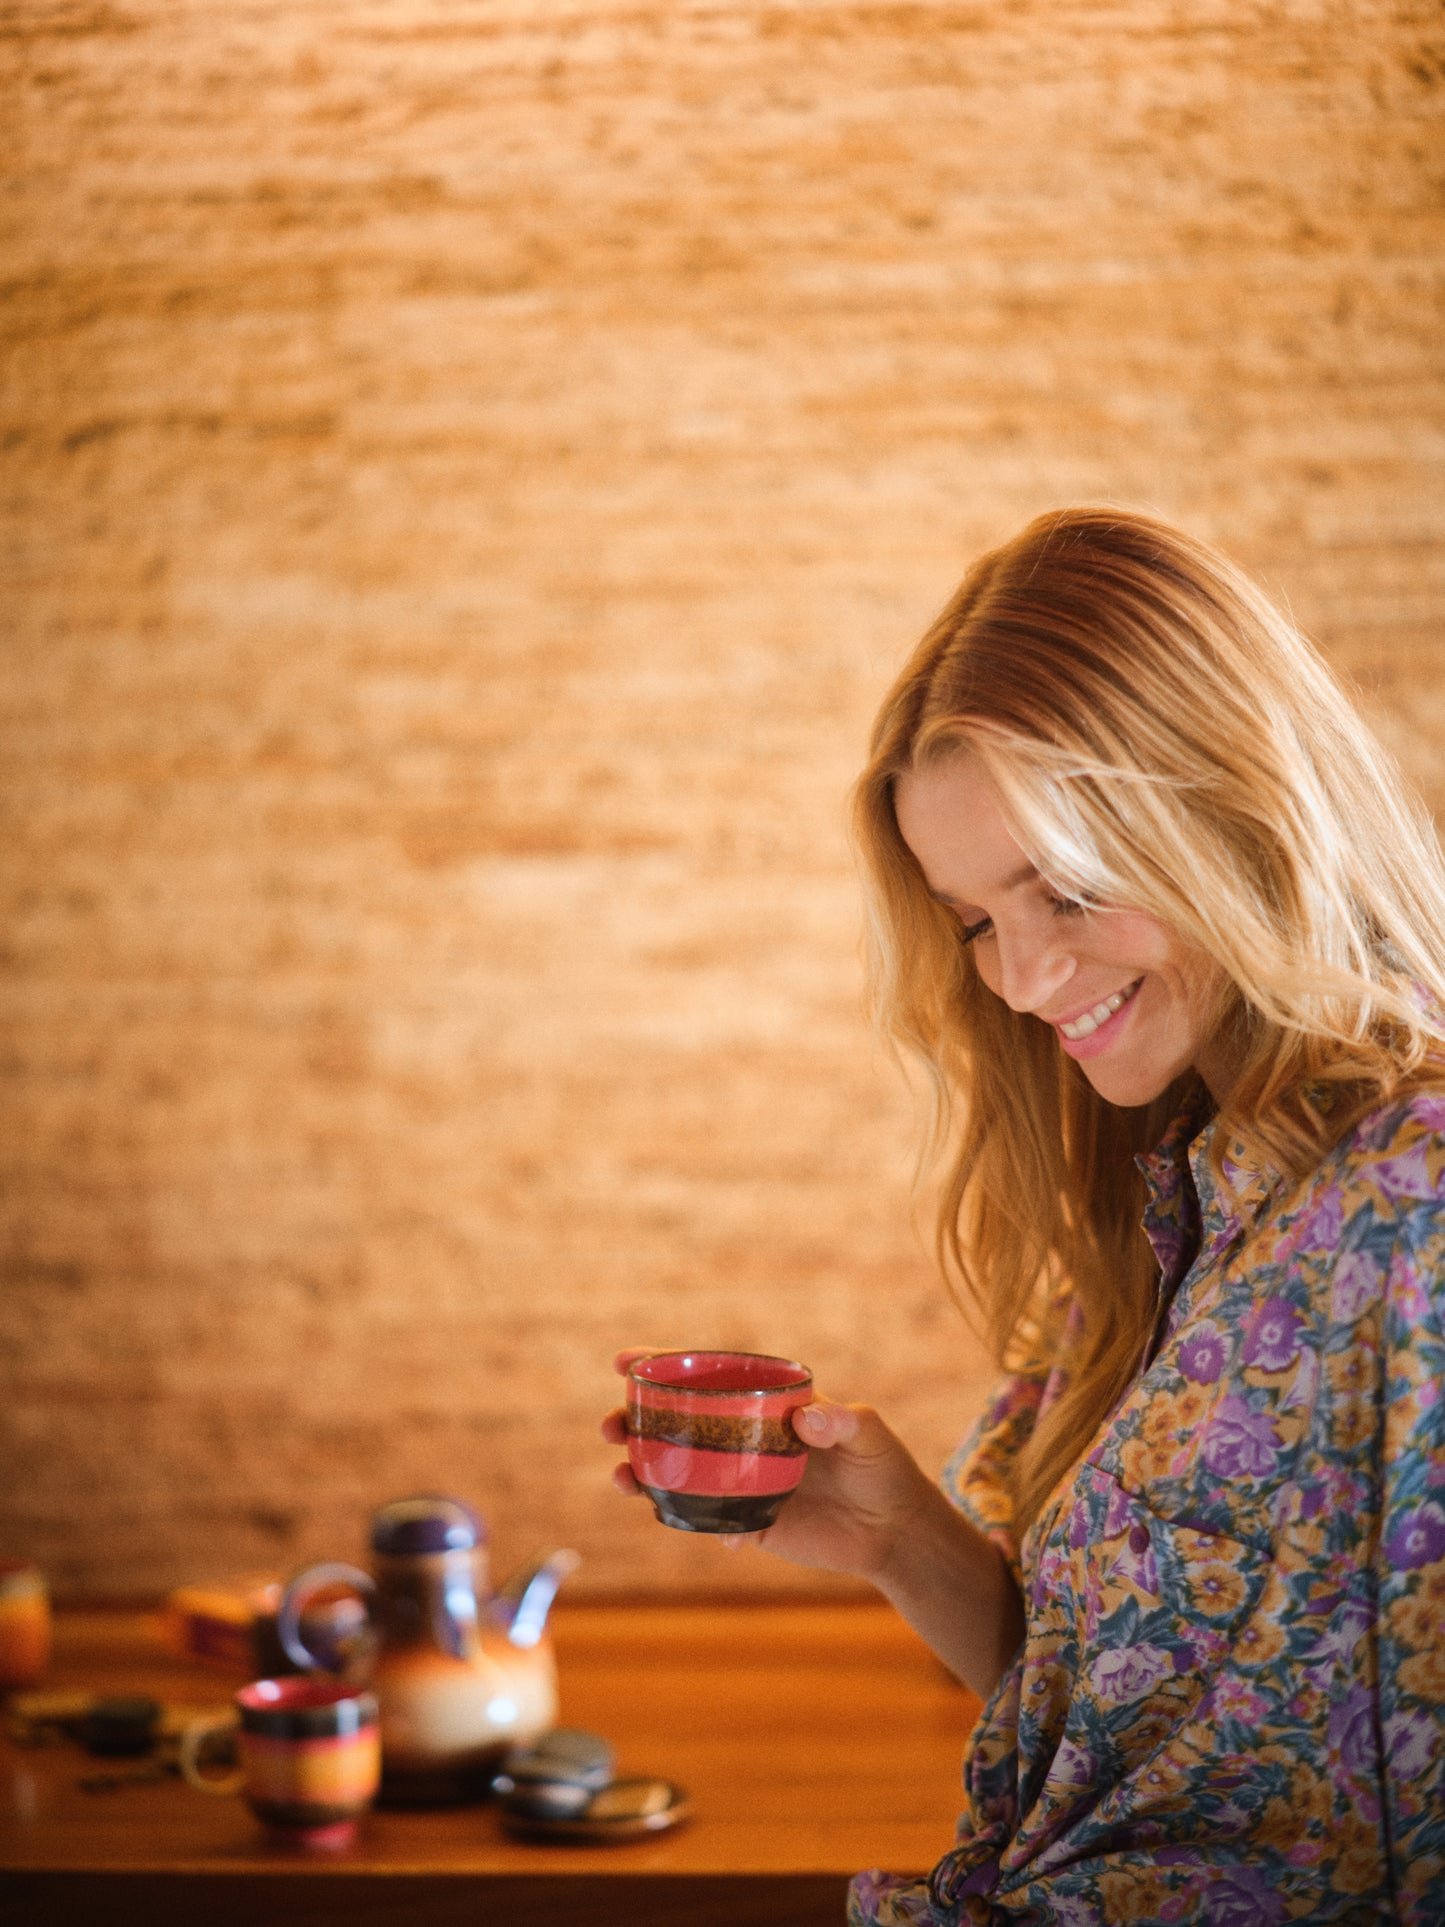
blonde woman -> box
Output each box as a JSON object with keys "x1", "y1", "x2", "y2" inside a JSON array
[{"x1": 605, "y1": 508, "x2": 1445, "y2": 1922}]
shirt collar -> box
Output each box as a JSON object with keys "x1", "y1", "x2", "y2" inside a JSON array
[
  {"x1": 1134, "y1": 1082, "x2": 1214, "y2": 1290},
  {"x1": 1135, "y1": 1081, "x2": 1279, "y2": 1282}
]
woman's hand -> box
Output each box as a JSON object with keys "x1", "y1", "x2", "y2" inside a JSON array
[
  {"x1": 601, "y1": 1350, "x2": 1025, "y2": 1699},
  {"x1": 734, "y1": 1397, "x2": 954, "y2": 1582},
  {"x1": 602, "y1": 1360, "x2": 939, "y2": 1581}
]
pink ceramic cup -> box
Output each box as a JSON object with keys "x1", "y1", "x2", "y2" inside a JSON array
[{"x1": 625, "y1": 1351, "x2": 813, "y2": 1533}]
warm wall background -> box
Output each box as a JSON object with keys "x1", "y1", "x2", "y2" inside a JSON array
[{"x1": 3, "y1": 1, "x2": 1442, "y2": 1599}]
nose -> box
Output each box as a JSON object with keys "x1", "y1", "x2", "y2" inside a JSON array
[{"x1": 987, "y1": 924, "x2": 1077, "y2": 1016}]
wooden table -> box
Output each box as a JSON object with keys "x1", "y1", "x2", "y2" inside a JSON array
[{"x1": 0, "y1": 1603, "x2": 980, "y2": 1925}]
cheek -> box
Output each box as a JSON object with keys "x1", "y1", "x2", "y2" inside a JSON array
[
  {"x1": 1093, "y1": 913, "x2": 1171, "y2": 972},
  {"x1": 969, "y1": 944, "x2": 1002, "y2": 999}
]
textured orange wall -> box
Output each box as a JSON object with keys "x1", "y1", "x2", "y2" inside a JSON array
[{"x1": 3, "y1": 1, "x2": 1443, "y2": 1599}]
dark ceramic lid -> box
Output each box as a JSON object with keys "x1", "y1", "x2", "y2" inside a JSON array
[{"x1": 370, "y1": 1495, "x2": 484, "y2": 1556}]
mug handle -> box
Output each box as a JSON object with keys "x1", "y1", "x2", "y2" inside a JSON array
[
  {"x1": 276, "y1": 1563, "x2": 376, "y2": 1674},
  {"x1": 179, "y1": 1715, "x2": 245, "y2": 1797}
]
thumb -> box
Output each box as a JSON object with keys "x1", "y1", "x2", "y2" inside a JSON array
[{"x1": 793, "y1": 1398, "x2": 861, "y2": 1449}]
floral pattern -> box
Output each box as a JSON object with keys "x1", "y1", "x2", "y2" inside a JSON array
[{"x1": 850, "y1": 1087, "x2": 1445, "y2": 1924}]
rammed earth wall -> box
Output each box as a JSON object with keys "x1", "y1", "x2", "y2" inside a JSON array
[{"x1": 3, "y1": 0, "x2": 1443, "y2": 1597}]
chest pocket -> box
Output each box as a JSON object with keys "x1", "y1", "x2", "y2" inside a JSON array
[{"x1": 1010, "y1": 1463, "x2": 1270, "y2": 1874}]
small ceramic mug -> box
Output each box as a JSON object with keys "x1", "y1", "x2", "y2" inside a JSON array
[
  {"x1": 626, "y1": 1350, "x2": 813, "y2": 1533},
  {"x1": 181, "y1": 1676, "x2": 381, "y2": 1850}
]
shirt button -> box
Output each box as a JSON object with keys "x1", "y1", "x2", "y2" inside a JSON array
[{"x1": 1128, "y1": 1524, "x2": 1151, "y2": 1554}]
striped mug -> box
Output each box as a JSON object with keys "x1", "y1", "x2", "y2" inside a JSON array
[
  {"x1": 626, "y1": 1350, "x2": 813, "y2": 1533},
  {"x1": 181, "y1": 1676, "x2": 381, "y2": 1850}
]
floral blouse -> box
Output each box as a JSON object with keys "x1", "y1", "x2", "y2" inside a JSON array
[{"x1": 849, "y1": 1086, "x2": 1445, "y2": 1925}]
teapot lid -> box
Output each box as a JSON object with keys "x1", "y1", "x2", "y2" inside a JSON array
[{"x1": 370, "y1": 1496, "x2": 484, "y2": 1556}]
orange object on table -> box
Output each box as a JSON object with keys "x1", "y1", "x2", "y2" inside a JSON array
[{"x1": 0, "y1": 1563, "x2": 50, "y2": 1691}]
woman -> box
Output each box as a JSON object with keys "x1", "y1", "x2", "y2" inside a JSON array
[{"x1": 605, "y1": 508, "x2": 1445, "y2": 1923}]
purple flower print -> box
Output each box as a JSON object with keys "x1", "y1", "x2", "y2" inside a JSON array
[
  {"x1": 1303, "y1": 1597, "x2": 1372, "y2": 1668},
  {"x1": 1385, "y1": 1708, "x2": 1440, "y2": 1780},
  {"x1": 1201, "y1": 1395, "x2": 1281, "y2": 1479},
  {"x1": 1067, "y1": 1494, "x2": 1094, "y2": 1551},
  {"x1": 1385, "y1": 1502, "x2": 1445, "y2": 1571},
  {"x1": 1241, "y1": 1297, "x2": 1303, "y2": 1372},
  {"x1": 1211, "y1": 1678, "x2": 1268, "y2": 1723},
  {"x1": 1178, "y1": 1321, "x2": 1230, "y2": 1384},
  {"x1": 1389, "y1": 1246, "x2": 1431, "y2": 1323},
  {"x1": 1328, "y1": 1684, "x2": 1379, "y2": 1781},
  {"x1": 1207, "y1": 1867, "x2": 1288, "y2": 1925},
  {"x1": 1286, "y1": 1187, "x2": 1343, "y2": 1257},
  {"x1": 1088, "y1": 1642, "x2": 1174, "y2": 1702},
  {"x1": 1052, "y1": 1898, "x2": 1105, "y2": 1927},
  {"x1": 1373, "y1": 1142, "x2": 1433, "y2": 1201},
  {"x1": 1049, "y1": 1738, "x2": 1098, "y2": 1789},
  {"x1": 1282, "y1": 1343, "x2": 1319, "y2": 1414},
  {"x1": 1330, "y1": 1250, "x2": 1381, "y2": 1323}
]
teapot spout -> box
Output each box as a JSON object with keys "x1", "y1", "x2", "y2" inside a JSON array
[{"x1": 496, "y1": 1548, "x2": 580, "y2": 1649}]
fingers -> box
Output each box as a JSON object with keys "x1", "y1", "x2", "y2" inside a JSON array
[
  {"x1": 792, "y1": 1397, "x2": 862, "y2": 1449},
  {"x1": 601, "y1": 1402, "x2": 638, "y2": 1495},
  {"x1": 612, "y1": 1348, "x2": 656, "y2": 1376}
]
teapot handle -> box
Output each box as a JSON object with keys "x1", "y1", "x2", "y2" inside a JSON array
[{"x1": 276, "y1": 1562, "x2": 376, "y2": 1674}]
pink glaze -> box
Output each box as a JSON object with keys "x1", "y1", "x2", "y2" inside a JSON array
[
  {"x1": 239, "y1": 1678, "x2": 362, "y2": 1715},
  {"x1": 630, "y1": 1351, "x2": 809, "y2": 1393},
  {"x1": 630, "y1": 1437, "x2": 809, "y2": 1497}
]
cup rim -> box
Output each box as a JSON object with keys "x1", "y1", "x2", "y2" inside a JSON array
[
  {"x1": 626, "y1": 1350, "x2": 812, "y2": 1395},
  {"x1": 238, "y1": 1677, "x2": 376, "y2": 1717}
]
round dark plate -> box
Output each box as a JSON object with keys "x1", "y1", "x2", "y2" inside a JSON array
[{"x1": 500, "y1": 1777, "x2": 691, "y2": 1843}]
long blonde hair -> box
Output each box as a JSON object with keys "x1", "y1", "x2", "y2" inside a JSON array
[{"x1": 854, "y1": 507, "x2": 1445, "y2": 1532}]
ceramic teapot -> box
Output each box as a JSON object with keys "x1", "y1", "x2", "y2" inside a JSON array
[{"x1": 277, "y1": 1496, "x2": 577, "y2": 1805}]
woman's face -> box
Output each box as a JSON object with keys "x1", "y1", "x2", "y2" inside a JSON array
[{"x1": 893, "y1": 750, "x2": 1235, "y2": 1107}]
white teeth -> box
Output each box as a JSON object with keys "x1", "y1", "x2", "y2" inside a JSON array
[{"x1": 1060, "y1": 982, "x2": 1138, "y2": 1041}]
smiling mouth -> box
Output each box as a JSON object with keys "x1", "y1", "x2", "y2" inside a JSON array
[{"x1": 1057, "y1": 980, "x2": 1142, "y2": 1041}]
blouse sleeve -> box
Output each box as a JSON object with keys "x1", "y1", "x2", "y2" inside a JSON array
[
  {"x1": 939, "y1": 1362, "x2": 1055, "y2": 1587},
  {"x1": 845, "y1": 1370, "x2": 1054, "y2": 1927},
  {"x1": 1377, "y1": 1190, "x2": 1445, "y2": 1923}
]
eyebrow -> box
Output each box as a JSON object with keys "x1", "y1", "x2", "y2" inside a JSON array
[{"x1": 927, "y1": 860, "x2": 1039, "y2": 910}]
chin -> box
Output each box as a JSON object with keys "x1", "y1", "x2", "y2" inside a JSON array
[{"x1": 1075, "y1": 1057, "x2": 1183, "y2": 1110}]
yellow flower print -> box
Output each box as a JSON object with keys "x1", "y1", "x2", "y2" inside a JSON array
[
  {"x1": 1326, "y1": 1347, "x2": 1373, "y2": 1399},
  {"x1": 1399, "y1": 1645, "x2": 1445, "y2": 1701},
  {"x1": 1387, "y1": 1592, "x2": 1441, "y2": 1652},
  {"x1": 1168, "y1": 1385, "x2": 1210, "y2": 1431},
  {"x1": 1102, "y1": 1872, "x2": 1175, "y2": 1923},
  {"x1": 1132, "y1": 1748, "x2": 1193, "y2": 1808},
  {"x1": 1332, "y1": 1813, "x2": 1383, "y2": 1895},
  {"x1": 1234, "y1": 1612, "x2": 1287, "y2": 1669},
  {"x1": 1289, "y1": 1763, "x2": 1335, "y2": 1832},
  {"x1": 1188, "y1": 1557, "x2": 1249, "y2": 1618},
  {"x1": 1258, "y1": 1795, "x2": 1305, "y2": 1851},
  {"x1": 1117, "y1": 1435, "x2": 1176, "y2": 1485}
]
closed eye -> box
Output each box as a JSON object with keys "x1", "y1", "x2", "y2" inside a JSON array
[{"x1": 958, "y1": 892, "x2": 1086, "y2": 946}]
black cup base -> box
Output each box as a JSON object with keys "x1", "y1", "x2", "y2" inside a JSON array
[{"x1": 639, "y1": 1485, "x2": 792, "y2": 1534}]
